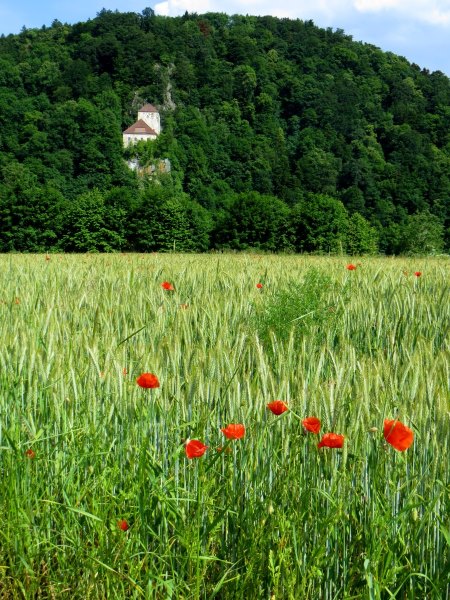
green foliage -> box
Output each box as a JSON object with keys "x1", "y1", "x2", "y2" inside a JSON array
[
  {"x1": 0, "y1": 10, "x2": 449, "y2": 252},
  {"x1": 58, "y1": 189, "x2": 126, "y2": 251},
  {"x1": 215, "y1": 191, "x2": 292, "y2": 251},
  {"x1": 401, "y1": 210, "x2": 445, "y2": 254},
  {"x1": 346, "y1": 212, "x2": 379, "y2": 255},
  {"x1": 252, "y1": 268, "x2": 337, "y2": 352},
  {"x1": 129, "y1": 180, "x2": 212, "y2": 252},
  {"x1": 290, "y1": 194, "x2": 348, "y2": 253}
]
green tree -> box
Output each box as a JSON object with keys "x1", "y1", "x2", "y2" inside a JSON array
[
  {"x1": 59, "y1": 189, "x2": 124, "y2": 251},
  {"x1": 214, "y1": 191, "x2": 292, "y2": 251},
  {"x1": 290, "y1": 194, "x2": 349, "y2": 253},
  {"x1": 346, "y1": 212, "x2": 379, "y2": 255},
  {"x1": 401, "y1": 210, "x2": 445, "y2": 254}
]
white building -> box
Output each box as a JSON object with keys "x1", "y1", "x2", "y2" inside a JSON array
[{"x1": 123, "y1": 103, "x2": 161, "y2": 147}]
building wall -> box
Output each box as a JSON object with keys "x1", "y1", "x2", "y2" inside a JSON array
[
  {"x1": 138, "y1": 110, "x2": 161, "y2": 135},
  {"x1": 123, "y1": 132, "x2": 157, "y2": 147}
]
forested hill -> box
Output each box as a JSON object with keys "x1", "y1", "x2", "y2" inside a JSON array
[{"x1": 0, "y1": 9, "x2": 449, "y2": 254}]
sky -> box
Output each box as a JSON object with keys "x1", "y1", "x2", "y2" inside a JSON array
[{"x1": 0, "y1": 0, "x2": 449, "y2": 76}]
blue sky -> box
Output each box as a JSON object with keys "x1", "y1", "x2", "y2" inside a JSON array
[{"x1": 1, "y1": 0, "x2": 449, "y2": 76}]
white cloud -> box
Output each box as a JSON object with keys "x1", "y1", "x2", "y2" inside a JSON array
[
  {"x1": 155, "y1": 0, "x2": 215, "y2": 16},
  {"x1": 154, "y1": 0, "x2": 354, "y2": 23},
  {"x1": 154, "y1": 0, "x2": 450, "y2": 29},
  {"x1": 354, "y1": 0, "x2": 450, "y2": 27},
  {"x1": 354, "y1": 0, "x2": 403, "y2": 10},
  {"x1": 154, "y1": 2, "x2": 170, "y2": 16}
]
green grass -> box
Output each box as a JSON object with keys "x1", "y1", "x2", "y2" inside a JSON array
[{"x1": 0, "y1": 253, "x2": 448, "y2": 599}]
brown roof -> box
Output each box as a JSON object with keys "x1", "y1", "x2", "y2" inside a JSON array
[
  {"x1": 123, "y1": 119, "x2": 157, "y2": 135},
  {"x1": 139, "y1": 103, "x2": 158, "y2": 113}
]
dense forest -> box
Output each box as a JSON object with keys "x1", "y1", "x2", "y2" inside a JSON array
[{"x1": 0, "y1": 7, "x2": 449, "y2": 253}]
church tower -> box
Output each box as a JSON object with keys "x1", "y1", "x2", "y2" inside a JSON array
[{"x1": 137, "y1": 103, "x2": 161, "y2": 135}]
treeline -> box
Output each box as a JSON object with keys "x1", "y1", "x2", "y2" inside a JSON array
[{"x1": 0, "y1": 9, "x2": 448, "y2": 253}]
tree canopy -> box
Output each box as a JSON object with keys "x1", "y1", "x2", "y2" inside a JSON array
[{"x1": 0, "y1": 10, "x2": 449, "y2": 253}]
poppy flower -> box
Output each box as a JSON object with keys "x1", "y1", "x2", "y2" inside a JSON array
[
  {"x1": 122, "y1": 368, "x2": 127, "y2": 376},
  {"x1": 136, "y1": 373, "x2": 160, "y2": 388},
  {"x1": 346, "y1": 264, "x2": 357, "y2": 271},
  {"x1": 185, "y1": 439, "x2": 208, "y2": 458},
  {"x1": 221, "y1": 424, "x2": 246, "y2": 439},
  {"x1": 302, "y1": 416, "x2": 321, "y2": 434},
  {"x1": 267, "y1": 400, "x2": 288, "y2": 415},
  {"x1": 25, "y1": 449, "x2": 36, "y2": 459},
  {"x1": 414, "y1": 271, "x2": 422, "y2": 277},
  {"x1": 383, "y1": 419, "x2": 414, "y2": 451},
  {"x1": 256, "y1": 283, "x2": 263, "y2": 289},
  {"x1": 117, "y1": 519, "x2": 129, "y2": 531},
  {"x1": 318, "y1": 433, "x2": 344, "y2": 449},
  {"x1": 161, "y1": 281, "x2": 175, "y2": 291}
]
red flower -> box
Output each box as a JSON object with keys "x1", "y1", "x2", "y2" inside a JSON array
[
  {"x1": 346, "y1": 264, "x2": 357, "y2": 271},
  {"x1": 302, "y1": 416, "x2": 321, "y2": 434},
  {"x1": 161, "y1": 281, "x2": 175, "y2": 291},
  {"x1": 117, "y1": 519, "x2": 129, "y2": 531},
  {"x1": 318, "y1": 433, "x2": 344, "y2": 448},
  {"x1": 25, "y1": 449, "x2": 36, "y2": 459},
  {"x1": 122, "y1": 368, "x2": 127, "y2": 376},
  {"x1": 256, "y1": 283, "x2": 263, "y2": 289},
  {"x1": 136, "y1": 373, "x2": 160, "y2": 388},
  {"x1": 267, "y1": 400, "x2": 288, "y2": 415},
  {"x1": 414, "y1": 271, "x2": 422, "y2": 277},
  {"x1": 221, "y1": 424, "x2": 246, "y2": 439},
  {"x1": 383, "y1": 419, "x2": 414, "y2": 451},
  {"x1": 185, "y1": 439, "x2": 208, "y2": 458}
]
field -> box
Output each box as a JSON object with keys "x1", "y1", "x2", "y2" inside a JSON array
[{"x1": 0, "y1": 253, "x2": 448, "y2": 599}]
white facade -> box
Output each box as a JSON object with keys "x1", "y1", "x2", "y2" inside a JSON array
[
  {"x1": 138, "y1": 108, "x2": 161, "y2": 135},
  {"x1": 122, "y1": 104, "x2": 160, "y2": 147}
]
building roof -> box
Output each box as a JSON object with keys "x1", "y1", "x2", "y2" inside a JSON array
[
  {"x1": 138, "y1": 103, "x2": 159, "y2": 113},
  {"x1": 123, "y1": 119, "x2": 158, "y2": 135}
]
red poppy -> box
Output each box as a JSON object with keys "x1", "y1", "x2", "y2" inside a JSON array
[
  {"x1": 383, "y1": 419, "x2": 414, "y2": 451},
  {"x1": 136, "y1": 373, "x2": 160, "y2": 388},
  {"x1": 346, "y1": 264, "x2": 357, "y2": 271},
  {"x1": 25, "y1": 449, "x2": 36, "y2": 459},
  {"x1": 256, "y1": 283, "x2": 263, "y2": 289},
  {"x1": 117, "y1": 519, "x2": 129, "y2": 531},
  {"x1": 414, "y1": 271, "x2": 422, "y2": 277},
  {"x1": 161, "y1": 281, "x2": 175, "y2": 291},
  {"x1": 302, "y1": 416, "x2": 321, "y2": 434},
  {"x1": 185, "y1": 439, "x2": 208, "y2": 458},
  {"x1": 318, "y1": 433, "x2": 344, "y2": 448},
  {"x1": 221, "y1": 424, "x2": 246, "y2": 439},
  {"x1": 267, "y1": 400, "x2": 288, "y2": 415},
  {"x1": 122, "y1": 368, "x2": 127, "y2": 376}
]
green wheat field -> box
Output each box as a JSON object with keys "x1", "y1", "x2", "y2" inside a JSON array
[{"x1": 0, "y1": 253, "x2": 448, "y2": 599}]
